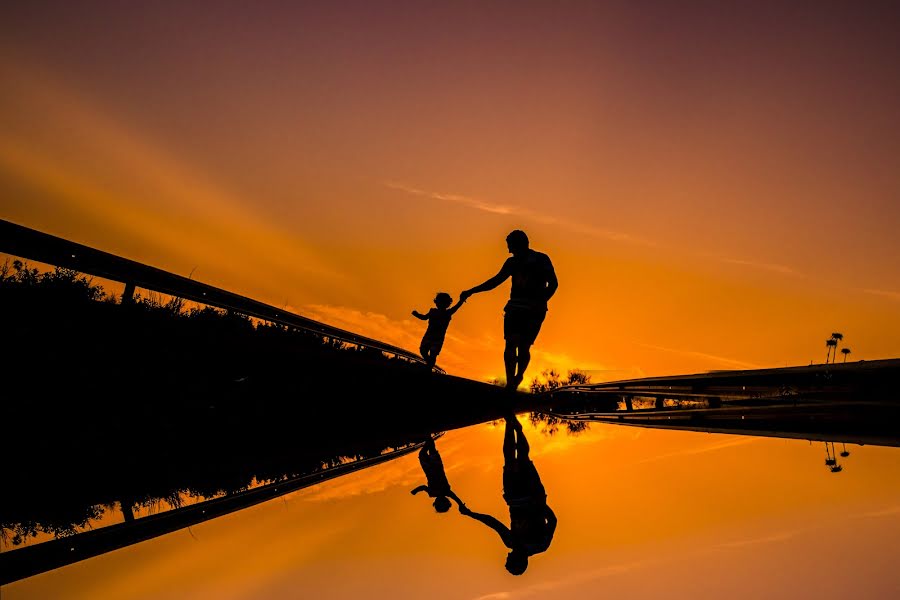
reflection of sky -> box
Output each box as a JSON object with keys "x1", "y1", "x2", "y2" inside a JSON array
[
  {"x1": 6, "y1": 418, "x2": 900, "y2": 599},
  {"x1": 2, "y1": 2, "x2": 900, "y2": 382}
]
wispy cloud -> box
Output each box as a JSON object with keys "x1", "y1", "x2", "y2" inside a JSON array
[
  {"x1": 854, "y1": 504, "x2": 900, "y2": 519},
  {"x1": 861, "y1": 288, "x2": 900, "y2": 301},
  {"x1": 470, "y1": 560, "x2": 648, "y2": 600},
  {"x1": 635, "y1": 436, "x2": 758, "y2": 465},
  {"x1": 721, "y1": 258, "x2": 796, "y2": 275},
  {"x1": 635, "y1": 342, "x2": 760, "y2": 370},
  {"x1": 295, "y1": 303, "x2": 495, "y2": 379},
  {"x1": 716, "y1": 530, "x2": 796, "y2": 548},
  {"x1": 385, "y1": 181, "x2": 650, "y2": 245}
]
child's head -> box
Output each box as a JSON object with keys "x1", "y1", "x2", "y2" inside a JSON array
[
  {"x1": 434, "y1": 292, "x2": 453, "y2": 309},
  {"x1": 433, "y1": 496, "x2": 452, "y2": 513}
]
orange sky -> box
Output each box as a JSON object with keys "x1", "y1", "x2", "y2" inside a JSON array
[{"x1": 2, "y1": 1, "x2": 899, "y2": 383}]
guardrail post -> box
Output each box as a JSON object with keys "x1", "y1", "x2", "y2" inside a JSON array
[{"x1": 122, "y1": 282, "x2": 135, "y2": 305}]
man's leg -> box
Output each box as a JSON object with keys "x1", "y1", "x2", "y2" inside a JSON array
[
  {"x1": 504, "y1": 340, "x2": 518, "y2": 389},
  {"x1": 511, "y1": 416, "x2": 529, "y2": 458},
  {"x1": 503, "y1": 416, "x2": 517, "y2": 461},
  {"x1": 514, "y1": 342, "x2": 532, "y2": 387}
]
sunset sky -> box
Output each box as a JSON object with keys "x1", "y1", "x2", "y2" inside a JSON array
[{"x1": 2, "y1": 1, "x2": 899, "y2": 383}]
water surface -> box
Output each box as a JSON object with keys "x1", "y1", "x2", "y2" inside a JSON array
[{"x1": 4, "y1": 416, "x2": 899, "y2": 599}]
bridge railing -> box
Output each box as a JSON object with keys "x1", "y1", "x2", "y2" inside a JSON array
[{"x1": 0, "y1": 218, "x2": 434, "y2": 369}]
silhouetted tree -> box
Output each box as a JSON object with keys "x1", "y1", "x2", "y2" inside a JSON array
[
  {"x1": 529, "y1": 369, "x2": 591, "y2": 394},
  {"x1": 825, "y1": 338, "x2": 837, "y2": 364},
  {"x1": 841, "y1": 347, "x2": 851, "y2": 362},
  {"x1": 830, "y1": 333, "x2": 844, "y2": 363}
]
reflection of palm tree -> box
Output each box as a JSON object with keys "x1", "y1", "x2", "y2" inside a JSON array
[
  {"x1": 841, "y1": 348, "x2": 851, "y2": 362},
  {"x1": 824, "y1": 442, "x2": 837, "y2": 467},
  {"x1": 824, "y1": 442, "x2": 844, "y2": 473},
  {"x1": 825, "y1": 339, "x2": 837, "y2": 364},
  {"x1": 840, "y1": 443, "x2": 850, "y2": 458}
]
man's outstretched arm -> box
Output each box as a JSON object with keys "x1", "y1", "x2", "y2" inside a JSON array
[
  {"x1": 459, "y1": 506, "x2": 514, "y2": 548},
  {"x1": 544, "y1": 259, "x2": 558, "y2": 302},
  {"x1": 461, "y1": 262, "x2": 512, "y2": 302}
]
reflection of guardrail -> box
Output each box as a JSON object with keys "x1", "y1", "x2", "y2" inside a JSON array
[
  {"x1": 0, "y1": 439, "x2": 432, "y2": 585},
  {"x1": 0, "y1": 218, "x2": 435, "y2": 369}
]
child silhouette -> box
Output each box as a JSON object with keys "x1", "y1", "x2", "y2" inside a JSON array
[
  {"x1": 411, "y1": 292, "x2": 465, "y2": 369},
  {"x1": 411, "y1": 437, "x2": 464, "y2": 513}
]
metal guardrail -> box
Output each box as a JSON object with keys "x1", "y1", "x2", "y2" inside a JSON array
[
  {"x1": 0, "y1": 218, "x2": 433, "y2": 368},
  {"x1": 0, "y1": 438, "x2": 435, "y2": 585}
]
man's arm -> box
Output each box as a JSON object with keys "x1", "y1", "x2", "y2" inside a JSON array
[
  {"x1": 461, "y1": 261, "x2": 512, "y2": 302},
  {"x1": 447, "y1": 490, "x2": 465, "y2": 507},
  {"x1": 459, "y1": 506, "x2": 514, "y2": 548},
  {"x1": 544, "y1": 257, "x2": 558, "y2": 302},
  {"x1": 410, "y1": 485, "x2": 429, "y2": 495},
  {"x1": 411, "y1": 309, "x2": 428, "y2": 320},
  {"x1": 544, "y1": 506, "x2": 557, "y2": 533}
]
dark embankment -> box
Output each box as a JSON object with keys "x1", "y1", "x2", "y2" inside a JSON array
[{"x1": 1, "y1": 262, "x2": 542, "y2": 558}]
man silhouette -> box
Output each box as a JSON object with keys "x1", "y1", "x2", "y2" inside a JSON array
[
  {"x1": 460, "y1": 230, "x2": 558, "y2": 390},
  {"x1": 459, "y1": 415, "x2": 556, "y2": 575}
]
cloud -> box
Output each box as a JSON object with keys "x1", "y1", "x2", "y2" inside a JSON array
[
  {"x1": 385, "y1": 182, "x2": 650, "y2": 245},
  {"x1": 635, "y1": 436, "x2": 759, "y2": 465},
  {"x1": 470, "y1": 560, "x2": 647, "y2": 600},
  {"x1": 635, "y1": 342, "x2": 761, "y2": 370},
  {"x1": 296, "y1": 303, "x2": 497, "y2": 379},
  {"x1": 861, "y1": 288, "x2": 900, "y2": 301},
  {"x1": 716, "y1": 531, "x2": 796, "y2": 548},
  {"x1": 854, "y1": 505, "x2": 900, "y2": 519},
  {"x1": 721, "y1": 258, "x2": 796, "y2": 275}
]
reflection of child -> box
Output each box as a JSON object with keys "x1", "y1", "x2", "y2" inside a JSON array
[
  {"x1": 411, "y1": 438, "x2": 463, "y2": 513},
  {"x1": 411, "y1": 292, "x2": 465, "y2": 368}
]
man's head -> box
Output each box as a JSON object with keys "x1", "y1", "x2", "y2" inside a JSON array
[
  {"x1": 505, "y1": 549, "x2": 529, "y2": 575},
  {"x1": 506, "y1": 230, "x2": 529, "y2": 255},
  {"x1": 433, "y1": 496, "x2": 452, "y2": 513}
]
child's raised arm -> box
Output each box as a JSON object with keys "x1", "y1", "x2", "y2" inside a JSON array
[
  {"x1": 447, "y1": 298, "x2": 466, "y2": 316},
  {"x1": 411, "y1": 309, "x2": 428, "y2": 320}
]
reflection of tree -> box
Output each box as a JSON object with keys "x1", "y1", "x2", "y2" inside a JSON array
[
  {"x1": 1, "y1": 439, "x2": 425, "y2": 548},
  {"x1": 2, "y1": 504, "x2": 106, "y2": 547},
  {"x1": 528, "y1": 412, "x2": 590, "y2": 436},
  {"x1": 823, "y1": 441, "x2": 849, "y2": 473}
]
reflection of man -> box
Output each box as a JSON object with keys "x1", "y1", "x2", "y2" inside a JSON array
[
  {"x1": 460, "y1": 230, "x2": 558, "y2": 390},
  {"x1": 460, "y1": 416, "x2": 557, "y2": 575},
  {"x1": 411, "y1": 437, "x2": 463, "y2": 513}
]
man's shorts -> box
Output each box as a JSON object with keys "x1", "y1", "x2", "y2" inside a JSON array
[
  {"x1": 503, "y1": 460, "x2": 547, "y2": 507},
  {"x1": 504, "y1": 306, "x2": 546, "y2": 346}
]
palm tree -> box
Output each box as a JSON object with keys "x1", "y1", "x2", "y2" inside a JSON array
[
  {"x1": 825, "y1": 338, "x2": 837, "y2": 363},
  {"x1": 840, "y1": 442, "x2": 850, "y2": 458},
  {"x1": 841, "y1": 347, "x2": 851, "y2": 362},
  {"x1": 831, "y1": 332, "x2": 844, "y2": 363}
]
